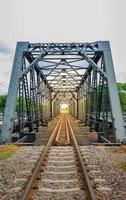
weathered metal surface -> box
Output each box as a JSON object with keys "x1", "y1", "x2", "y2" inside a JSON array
[
  {"x1": 67, "y1": 115, "x2": 96, "y2": 200},
  {"x1": 1, "y1": 41, "x2": 125, "y2": 142},
  {"x1": 99, "y1": 41, "x2": 125, "y2": 142},
  {"x1": 1, "y1": 42, "x2": 29, "y2": 142},
  {"x1": 20, "y1": 114, "x2": 96, "y2": 200},
  {"x1": 20, "y1": 114, "x2": 63, "y2": 200}
]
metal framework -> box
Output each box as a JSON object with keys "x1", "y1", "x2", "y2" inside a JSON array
[{"x1": 1, "y1": 41, "x2": 125, "y2": 142}]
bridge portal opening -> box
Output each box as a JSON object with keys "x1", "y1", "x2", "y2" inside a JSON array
[
  {"x1": 60, "y1": 103, "x2": 69, "y2": 113},
  {"x1": 1, "y1": 41, "x2": 125, "y2": 143}
]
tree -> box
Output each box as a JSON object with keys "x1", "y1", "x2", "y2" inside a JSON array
[
  {"x1": 117, "y1": 83, "x2": 126, "y2": 112},
  {"x1": 0, "y1": 82, "x2": 126, "y2": 113},
  {"x1": 119, "y1": 92, "x2": 126, "y2": 112},
  {"x1": 0, "y1": 95, "x2": 7, "y2": 113},
  {"x1": 117, "y1": 82, "x2": 126, "y2": 91}
]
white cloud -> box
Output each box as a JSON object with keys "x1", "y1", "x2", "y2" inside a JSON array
[
  {"x1": 0, "y1": 0, "x2": 126, "y2": 94},
  {"x1": 0, "y1": 51, "x2": 14, "y2": 94}
]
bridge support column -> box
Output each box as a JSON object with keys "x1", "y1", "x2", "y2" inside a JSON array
[
  {"x1": 76, "y1": 91, "x2": 79, "y2": 118},
  {"x1": 78, "y1": 88, "x2": 85, "y2": 122},
  {"x1": 71, "y1": 100, "x2": 75, "y2": 117},
  {"x1": 47, "y1": 88, "x2": 51, "y2": 121},
  {"x1": 98, "y1": 41, "x2": 126, "y2": 141},
  {"x1": 1, "y1": 42, "x2": 29, "y2": 142},
  {"x1": 52, "y1": 100, "x2": 55, "y2": 117},
  {"x1": 73, "y1": 100, "x2": 76, "y2": 118},
  {"x1": 78, "y1": 89, "x2": 81, "y2": 120},
  {"x1": 52, "y1": 99, "x2": 59, "y2": 117},
  {"x1": 50, "y1": 99, "x2": 52, "y2": 118},
  {"x1": 74, "y1": 99, "x2": 77, "y2": 118}
]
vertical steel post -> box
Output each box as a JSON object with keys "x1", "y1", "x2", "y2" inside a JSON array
[
  {"x1": 76, "y1": 91, "x2": 79, "y2": 118},
  {"x1": 50, "y1": 92, "x2": 52, "y2": 118},
  {"x1": 1, "y1": 42, "x2": 29, "y2": 142},
  {"x1": 98, "y1": 41, "x2": 126, "y2": 141}
]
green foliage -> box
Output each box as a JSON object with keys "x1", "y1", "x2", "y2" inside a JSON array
[
  {"x1": 0, "y1": 95, "x2": 27, "y2": 113},
  {"x1": 0, "y1": 144, "x2": 17, "y2": 160},
  {"x1": 0, "y1": 95, "x2": 7, "y2": 112},
  {"x1": 117, "y1": 83, "x2": 126, "y2": 112},
  {"x1": 117, "y1": 82, "x2": 126, "y2": 91},
  {"x1": 119, "y1": 92, "x2": 126, "y2": 112},
  {"x1": 16, "y1": 97, "x2": 27, "y2": 113},
  {"x1": 120, "y1": 163, "x2": 126, "y2": 170},
  {"x1": 0, "y1": 82, "x2": 126, "y2": 113},
  {"x1": 0, "y1": 151, "x2": 14, "y2": 160}
]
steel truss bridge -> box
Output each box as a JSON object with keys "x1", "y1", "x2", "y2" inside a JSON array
[{"x1": 1, "y1": 41, "x2": 126, "y2": 143}]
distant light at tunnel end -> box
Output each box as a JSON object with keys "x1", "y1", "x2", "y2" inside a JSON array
[{"x1": 60, "y1": 103, "x2": 68, "y2": 109}]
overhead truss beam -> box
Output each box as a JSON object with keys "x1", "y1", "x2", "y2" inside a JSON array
[{"x1": 1, "y1": 41, "x2": 125, "y2": 142}]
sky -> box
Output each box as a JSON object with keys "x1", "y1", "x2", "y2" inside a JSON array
[{"x1": 0, "y1": 0, "x2": 126, "y2": 94}]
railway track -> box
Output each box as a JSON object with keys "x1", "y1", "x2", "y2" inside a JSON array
[{"x1": 20, "y1": 114, "x2": 96, "y2": 200}]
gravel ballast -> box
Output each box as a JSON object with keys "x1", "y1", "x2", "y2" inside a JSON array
[
  {"x1": 80, "y1": 145, "x2": 126, "y2": 200},
  {"x1": 0, "y1": 146, "x2": 44, "y2": 200},
  {"x1": 32, "y1": 146, "x2": 86, "y2": 200}
]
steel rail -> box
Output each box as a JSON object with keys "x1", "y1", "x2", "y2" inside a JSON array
[
  {"x1": 66, "y1": 114, "x2": 96, "y2": 200},
  {"x1": 55, "y1": 114, "x2": 70, "y2": 145},
  {"x1": 20, "y1": 113, "x2": 96, "y2": 200},
  {"x1": 55, "y1": 117, "x2": 63, "y2": 143},
  {"x1": 65, "y1": 115, "x2": 70, "y2": 144},
  {"x1": 20, "y1": 114, "x2": 64, "y2": 200}
]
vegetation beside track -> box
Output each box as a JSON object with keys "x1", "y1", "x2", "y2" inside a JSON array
[
  {"x1": 0, "y1": 144, "x2": 18, "y2": 160},
  {"x1": 0, "y1": 83, "x2": 126, "y2": 113}
]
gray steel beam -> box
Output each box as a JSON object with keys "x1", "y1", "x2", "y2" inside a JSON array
[
  {"x1": 1, "y1": 42, "x2": 29, "y2": 142},
  {"x1": 80, "y1": 50, "x2": 107, "y2": 78},
  {"x1": 98, "y1": 41, "x2": 126, "y2": 141},
  {"x1": 1, "y1": 41, "x2": 124, "y2": 143}
]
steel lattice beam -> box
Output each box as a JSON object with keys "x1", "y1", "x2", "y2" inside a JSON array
[
  {"x1": 1, "y1": 41, "x2": 125, "y2": 143},
  {"x1": 1, "y1": 42, "x2": 29, "y2": 142}
]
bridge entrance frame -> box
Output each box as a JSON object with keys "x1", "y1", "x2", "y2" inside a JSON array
[{"x1": 1, "y1": 41, "x2": 125, "y2": 142}]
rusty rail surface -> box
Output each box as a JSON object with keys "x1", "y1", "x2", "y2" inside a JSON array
[
  {"x1": 20, "y1": 114, "x2": 63, "y2": 200},
  {"x1": 20, "y1": 114, "x2": 96, "y2": 200},
  {"x1": 66, "y1": 114, "x2": 96, "y2": 200}
]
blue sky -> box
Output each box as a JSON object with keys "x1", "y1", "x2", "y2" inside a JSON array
[
  {"x1": 0, "y1": 42, "x2": 10, "y2": 55},
  {"x1": 0, "y1": 0, "x2": 126, "y2": 94}
]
